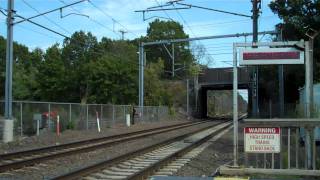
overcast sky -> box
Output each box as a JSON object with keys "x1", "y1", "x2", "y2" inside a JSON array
[{"x1": 0, "y1": 0, "x2": 281, "y2": 68}]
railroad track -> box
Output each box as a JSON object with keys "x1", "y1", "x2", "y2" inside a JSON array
[
  {"x1": 0, "y1": 120, "x2": 212, "y2": 173},
  {"x1": 52, "y1": 121, "x2": 232, "y2": 180}
]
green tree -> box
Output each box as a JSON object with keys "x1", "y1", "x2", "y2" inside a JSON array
[
  {"x1": 144, "y1": 59, "x2": 167, "y2": 105},
  {"x1": 269, "y1": 0, "x2": 320, "y2": 82},
  {"x1": 36, "y1": 44, "x2": 67, "y2": 101},
  {"x1": 0, "y1": 36, "x2": 40, "y2": 100},
  {"x1": 62, "y1": 31, "x2": 99, "y2": 103},
  {"x1": 145, "y1": 19, "x2": 195, "y2": 79}
]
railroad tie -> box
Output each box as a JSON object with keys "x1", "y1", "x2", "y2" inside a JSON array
[{"x1": 109, "y1": 166, "x2": 137, "y2": 173}]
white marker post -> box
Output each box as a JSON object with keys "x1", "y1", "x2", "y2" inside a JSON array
[
  {"x1": 56, "y1": 115, "x2": 60, "y2": 136},
  {"x1": 96, "y1": 111, "x2": 101, "y2": 132}
]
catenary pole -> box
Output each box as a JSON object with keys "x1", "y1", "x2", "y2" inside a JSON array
[
  {"x1": 138, "y1": 31, "x2": 276, "y2": 115},
  {"x1": 251, "y1": 0, "x2": 260, "y2": 118},
  {"x1": 2, "y1": 0, "x2": 85, "y2": 142},
  {"x1": 233, "y1": 43, "x2": 238, "y2": 166},
  {"x1": 3, "y1": 0, "x2": 14, "y2": 142},
  {"x1": 277, "y1": 28, "x2": 284, "y2": 117}
]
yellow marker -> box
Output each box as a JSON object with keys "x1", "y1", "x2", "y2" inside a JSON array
[{"x1": 214, "y1": 177, "x2": 249, "y2": 180}]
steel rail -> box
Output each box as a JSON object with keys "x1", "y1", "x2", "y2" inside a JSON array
[
  {"x1": 0, "y1": 121, "x2": 212, "y2": 172},
  {"x1": 52, "y1": 121, "x2": 231, "y2": 180},
  {"x1": 0, "y1": 121, "x2": 198, "y2": 160},
  {"x1": 129, "y1": 123, "x2": 232, "y2": 179}
]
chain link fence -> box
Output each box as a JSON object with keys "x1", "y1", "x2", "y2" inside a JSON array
[{"x1": 0, "y1": 101, "x2": 169, "y2": 138}]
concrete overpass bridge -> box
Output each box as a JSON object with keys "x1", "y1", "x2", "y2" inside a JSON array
[{"x1": 194, "y1": 67, "x2": 250, "y2": 118}]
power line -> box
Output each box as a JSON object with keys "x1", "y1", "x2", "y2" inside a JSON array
[
  {"x1": 169, "y1": 1, "x2": 215, "y2": 64},
  {"x1": 58, "y1": 0, "x2": 121, "y2": 38},
  {"x1": 206, "y1": 52, "x2": 233, "y2": 55},
  {"x1": 87, "y1": 0, "x2": 139, "y2": 37},
  {"x1": 189, "y1": 15, "x2": 274, "y2": 28},
  {"x1": 21, "y1": 0, "x2": 71, "y2": 35},
  {"x1": 14, "y1": 13, "x2": 69, "y2": 38},
  {"x1": 175, "y1": 1, "x2": 251, "y2": 18},
  {"x1": 16, "y1": 24, "x2": 62, "y2": 41},
  {"x1": 1, "y1": 6, "x2": 136, "y2": 68},
  {"x1": 128, "y1": 15, "x2": 273, "y2": 34},
  {"x1": 0, "y1": 7, "x2": 69, "y2": 38},
  {"x1": 153, "y1": 0, "x2": 175, "y2": 21}
]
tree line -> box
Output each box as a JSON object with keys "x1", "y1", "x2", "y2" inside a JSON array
[
  {"x1": 0, "y1": 19, "x2": 199, "y2": 106},
  {"x1": 0, "y1": 1, "x2": 319, "y2": 110}
]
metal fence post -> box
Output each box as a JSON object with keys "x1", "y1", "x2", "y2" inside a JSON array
[
  {"x1": 123, "y1": 106, "x2": 126, "y2": 123},
  {"x1": 86, "y1": 104, "x2": 89, "y2": 130},
  {"x1": 305, "y1": 129, "x2": 312, "y2": 169},
  {"x1": 296, "y1": 128, "x2": 299, "y2": 169},
  {"x1": 312, "y1": 129, "x2": 316, "y2": 170},
  {"x1": 272, "y1": 153, "x2": 274, "y2": 169},
  {"x1": 48, "y1": 103, "x2": 51, "y2": 130},
  {"x1": 288, "y1": 128, "x2": 291, "y2": 169},
  {"x1": 20, "y1": 102, "x2": 23, "y2": 136},
  {"x1": 264, "y1": 153, "x2": 266, "y2": 169},
  {"x1": 69, "y1": 104, "x2": 72, "y2": 123},
  {"x1": 142, "y1": 106, "x2": 144, "y2": 122},
  {"x1": 112, "y1": 105, "x2": 115, "y2": 126},
  {"x1": 280, "y1": 131, "x2": 283, "y2": 169},
  {"x1": 100, "y1": 105, "x2": 103, "y2": 128}
]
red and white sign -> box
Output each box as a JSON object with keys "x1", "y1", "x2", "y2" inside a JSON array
[
  {"x1": 244, "y1": 127, "x2": 281, "y2": 153},
  {"x1": 239, "y1": 48, "x2": 304, "y2": 65}
]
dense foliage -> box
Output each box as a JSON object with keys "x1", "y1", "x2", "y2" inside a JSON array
[
  {"x1": 0, "y1": 19, "x2": 197, "y2": 106},
  {"x1": 269, "y1": 0, "x2": 320, "y2": 83},
  {"x1": 255, "y1": 0, "x2": 320, "y2": 116}
]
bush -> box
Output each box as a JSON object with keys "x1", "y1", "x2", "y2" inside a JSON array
[
  {"x1": 66, "y1": 120, "x2": 75, "y2": 130},
  {"x1": 169, "y1": 106, "x2": 176, "y2": 116}
]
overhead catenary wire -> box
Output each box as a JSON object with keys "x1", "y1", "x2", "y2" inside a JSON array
[
  {"x1": 0, "y1": 7, "x2": 69, "y2": 38},
  {"x1": 14, "y1": 13, "x2": 69, "y2": 38},
  {"x1": 1, "y1": 7, "x2": 139, "y2": 68},
  {"x1": 87, "y1": 0, "x2": 139, "y2": 38},
  {"x1": 185, "y1": 16, "x2": 273, "y2": 28},
  {"x1": 169, "y1": 1, "x2": 215, "y2": 65},
  {"x1": 152, "y1": 0, "x2": 212, "y2": 60},
  {"x1": 58, "y1": 0, "x2": 121, "y2": 38},
  {"x1": 16, "y1": 24, "x2": 62, "y2": 41},
  {"x1": 21, "y1": 0, "x2": 72, "y2": 35}
]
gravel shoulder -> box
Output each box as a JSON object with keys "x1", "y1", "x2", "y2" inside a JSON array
[
  {"x1": 0, "y1": 115, "x2": 191, "y2": 154},
  {"x1": 174, "y1": 125, "x2": 235, "y2": 177},
  {"x1": 0, "y1": 120, "x2": 219, "y2": 179}
]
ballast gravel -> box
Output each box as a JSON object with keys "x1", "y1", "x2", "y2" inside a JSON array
[
  {"x1": 0, "y1": 115, "x2": 189, "y2": 154},
  {"x1": 0, "y1": 120, "x2": 218, "y2": 180}
]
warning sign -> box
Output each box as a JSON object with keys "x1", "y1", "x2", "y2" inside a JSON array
[
  {"x1": 239, "y1": 48, "x2": 304, "y2": 65},
  {"x1": 244, "y1": 127, "x2": 281, "y2": 153}
]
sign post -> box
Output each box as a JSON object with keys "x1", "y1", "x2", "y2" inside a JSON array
[{"x1": 232, "y1": 41, "x2": 306, "y2": 166}]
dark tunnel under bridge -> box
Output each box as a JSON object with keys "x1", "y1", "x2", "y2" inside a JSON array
[{"x1": 193, "y1": 67, "x2": 250, "y2": 118}]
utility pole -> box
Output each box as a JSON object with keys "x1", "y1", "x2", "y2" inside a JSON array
[
  {"x1": 119, "y1": 29, "x2": 127, "y2": 40},
  {"x1": 305, "y1": 28, "x2": 319, "y2": 169},
  {"x1": 251, "y1": 0, "x2": 261, "y2": 117},
  {"x1": 138, "y1": 43, "x2": 144, "y2": 107},
  {"x1": 2, "y1": 0, "x2": 85, "y2": 143},
  {"x1": 277, "y1": 27, "x2": 284, "y2": 118},
  {"x1": 186, "y1": 79, "x2": 189, "y2": 116},
  {"x1": 3, "y1": 0, "x2": 14, "y2": 143}
]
